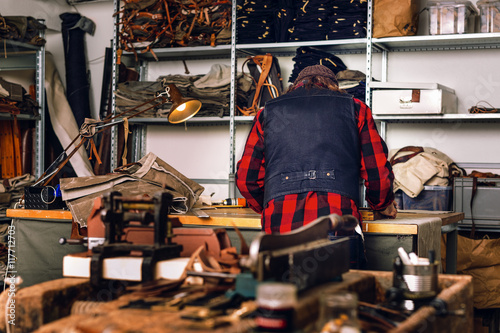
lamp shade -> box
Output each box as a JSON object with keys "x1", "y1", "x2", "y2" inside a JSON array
[{"x1": 166, "y1": 84, "x2": 202, "y2": 124}]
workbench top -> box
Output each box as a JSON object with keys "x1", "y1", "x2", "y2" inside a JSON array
[{"x1": 6, "y1": 207, "x2": 464, "y2": 233}]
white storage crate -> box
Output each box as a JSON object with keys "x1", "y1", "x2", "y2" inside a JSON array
[{"x1": 371, "y1": 82, "x2": 457, "y2": 115}]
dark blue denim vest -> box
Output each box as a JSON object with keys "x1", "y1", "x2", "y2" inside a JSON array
[{"x1": 263, "y1": 86, "x2": 360, "y2": 205}]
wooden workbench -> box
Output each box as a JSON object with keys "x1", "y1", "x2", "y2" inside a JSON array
[
  {"x1": 170, "y1": 208, "x2": 463, "y2": 274},
  {"x1": 0, "y1": 271, "x2": 474, "y2": 333},
  {"x1": 169, "y1": 208, "x2": 464, "y2": 231},
  {"x1": 6, "y1": 207, "x2": 463, "y2": 230},
  {"x1": 6, "y1": 208, "x2": 464, "y2": 278}
]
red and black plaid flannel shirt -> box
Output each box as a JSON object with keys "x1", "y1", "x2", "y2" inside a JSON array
[{"x1": 236, "y1": 97, "x2": 394, "y2": 234}]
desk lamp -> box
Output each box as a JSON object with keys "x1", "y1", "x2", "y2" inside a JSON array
[
  {"x1": 31, "y1": 83, "x2": 202, "y2": 189},
  {"x1": 165, "y1": 83, "x2": 202, "y2": 123}
]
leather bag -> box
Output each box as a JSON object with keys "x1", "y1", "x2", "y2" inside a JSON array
[
  {"x1": 373, "y1": 0, "x2": 420, "y2": 38},
  {"x1": 60, "y1": 152, "x2": 204, "y2": 227}
]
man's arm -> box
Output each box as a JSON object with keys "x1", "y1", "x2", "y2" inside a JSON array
[
  {"x1": 355, "y1": 99, "x2": 396, "y2": 217},
  {"x1": 235, "y1": 109, "x2": 266, "y2": 213}
]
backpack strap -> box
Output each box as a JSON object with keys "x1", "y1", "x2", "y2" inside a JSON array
[
  {"x1": 239, "y1": 53, "x2": 276, "y2": 116},
  {"x1": 389, "y1": 146, "x2": 424, "y2": 165},
  {"x1": 470, "y1": 176, "x2": 478, "y2": 238}
]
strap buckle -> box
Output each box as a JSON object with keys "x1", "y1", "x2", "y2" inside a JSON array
[{"x1": 307, "y1": 170, "x2": 317, "y2": 180}]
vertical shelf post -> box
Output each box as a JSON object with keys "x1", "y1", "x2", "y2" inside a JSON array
[
  {"x1": 35, "y1": 20, "x2": 46, "y2": 178},
  {"x1": 228, "y1": 0, "x2": 238, "y2": 198},
  {"x1": 365, "y1": 0, "x2": 373, "y2": 108},
  {"x1": 110, "y1": 0, "x2": 120, "y2": 171}
]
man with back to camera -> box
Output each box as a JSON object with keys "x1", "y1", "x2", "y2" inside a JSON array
[{"x1": 236, "y1": 65, "x2": 397, "y2": 267}]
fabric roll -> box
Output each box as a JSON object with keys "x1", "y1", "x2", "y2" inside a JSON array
[
  {"x1": 45, "y1": 53, "x2": 94, "y2": 178},
  {"x1": 60, "y1": 12, "x2": 95, "y2": 129}
]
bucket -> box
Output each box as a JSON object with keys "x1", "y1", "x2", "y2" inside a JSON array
[{"x1": 402, "y1": 262, "x2": 439, "y2": 299}]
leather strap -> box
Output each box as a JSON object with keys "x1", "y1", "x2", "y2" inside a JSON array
[
  {"x1": 470, "y1": 177, "x2": 477, "y2": 238},
  {"x1": 389, "y1": 146, "x2": 424, "y2": 165},
  {"x1": 239, "y1": 54, "x2": 277, "y2": 116}
]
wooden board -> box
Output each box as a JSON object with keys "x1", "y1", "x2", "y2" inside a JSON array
[{"x1": 6, "y1": 208, "x2": 73, "y2": 220}]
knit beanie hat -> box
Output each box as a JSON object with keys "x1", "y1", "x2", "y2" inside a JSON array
[{"x1": 295, "y1": 65, "x2": 338, "y2": 85}]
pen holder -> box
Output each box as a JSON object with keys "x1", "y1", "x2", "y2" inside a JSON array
[{"x1": 402, "y1": 262, "x2": 439, "y2": 299}]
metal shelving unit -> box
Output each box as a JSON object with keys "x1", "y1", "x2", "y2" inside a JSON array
[
  {"x1": 370, "y1": 32, "x2": 500, "y2": 139},
  {"x1": 374, "y1": 113, "x2": 500, "y2": 122},
  {"x1": 111, "y1": 0, "x2": 500, "y2": 193},
  {"x1": 372, "y1": 32, "x2": 500, "y2": 52},
  {"x1": 0, "y1": 35, "x2": 46, "y2": 178}
]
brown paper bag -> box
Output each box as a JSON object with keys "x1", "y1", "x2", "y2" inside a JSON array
[
  {"x1": 373, "y1": 0, "x2": 419, "y2": 38},
  {"x1": 456, "y1": 234, "x2": 500, "y2": 309}
]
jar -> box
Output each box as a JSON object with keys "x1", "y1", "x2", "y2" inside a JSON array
[
  {"x1": 316, "y1": 291, "x2": 361, "y2": 333},
  {"x1": 255, "y1": 282, "x2": 297, "y2": 332}
]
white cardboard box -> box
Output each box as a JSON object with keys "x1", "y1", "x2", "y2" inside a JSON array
[{"x1": 371, "y1": 82, "x2": 457, "y2": 115}]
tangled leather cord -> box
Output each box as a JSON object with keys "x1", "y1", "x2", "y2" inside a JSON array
[
  {"x1": 115, "y1": 0, "x2": 231, "y2": 62},
  {"x1": 469, "y1": 100, "x2": 499, "y2": 113}
]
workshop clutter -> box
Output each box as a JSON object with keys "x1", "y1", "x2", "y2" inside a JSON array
[
  {"x1": 115, "y1": 0, "x2": 231, "y2": 60},
  {"x1": 60, "y1": 152, "x2": 204, "y2": 227},
  {"x1": 115, "y1": 63, "x2": 253, "y2": 118},
  {"x1": 0, "y1": 14, "x2": 46, "y2": 45},
  {"x1": 236, "y1": 0, "x2": 367, "y2": 43},
  {"x1": 0, "y1": 78, "x2": 39, "y2": 117},
  {"x1": 389, "y1": 146, "x2": 465, "y2": 211},
  {"x1": 0, "y1": 173, "x2": 35, "y2": 217}
]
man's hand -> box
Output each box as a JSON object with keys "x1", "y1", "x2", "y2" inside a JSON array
[{"x1": 380, "y1": 201, "x2": 397, "y2": 219}]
